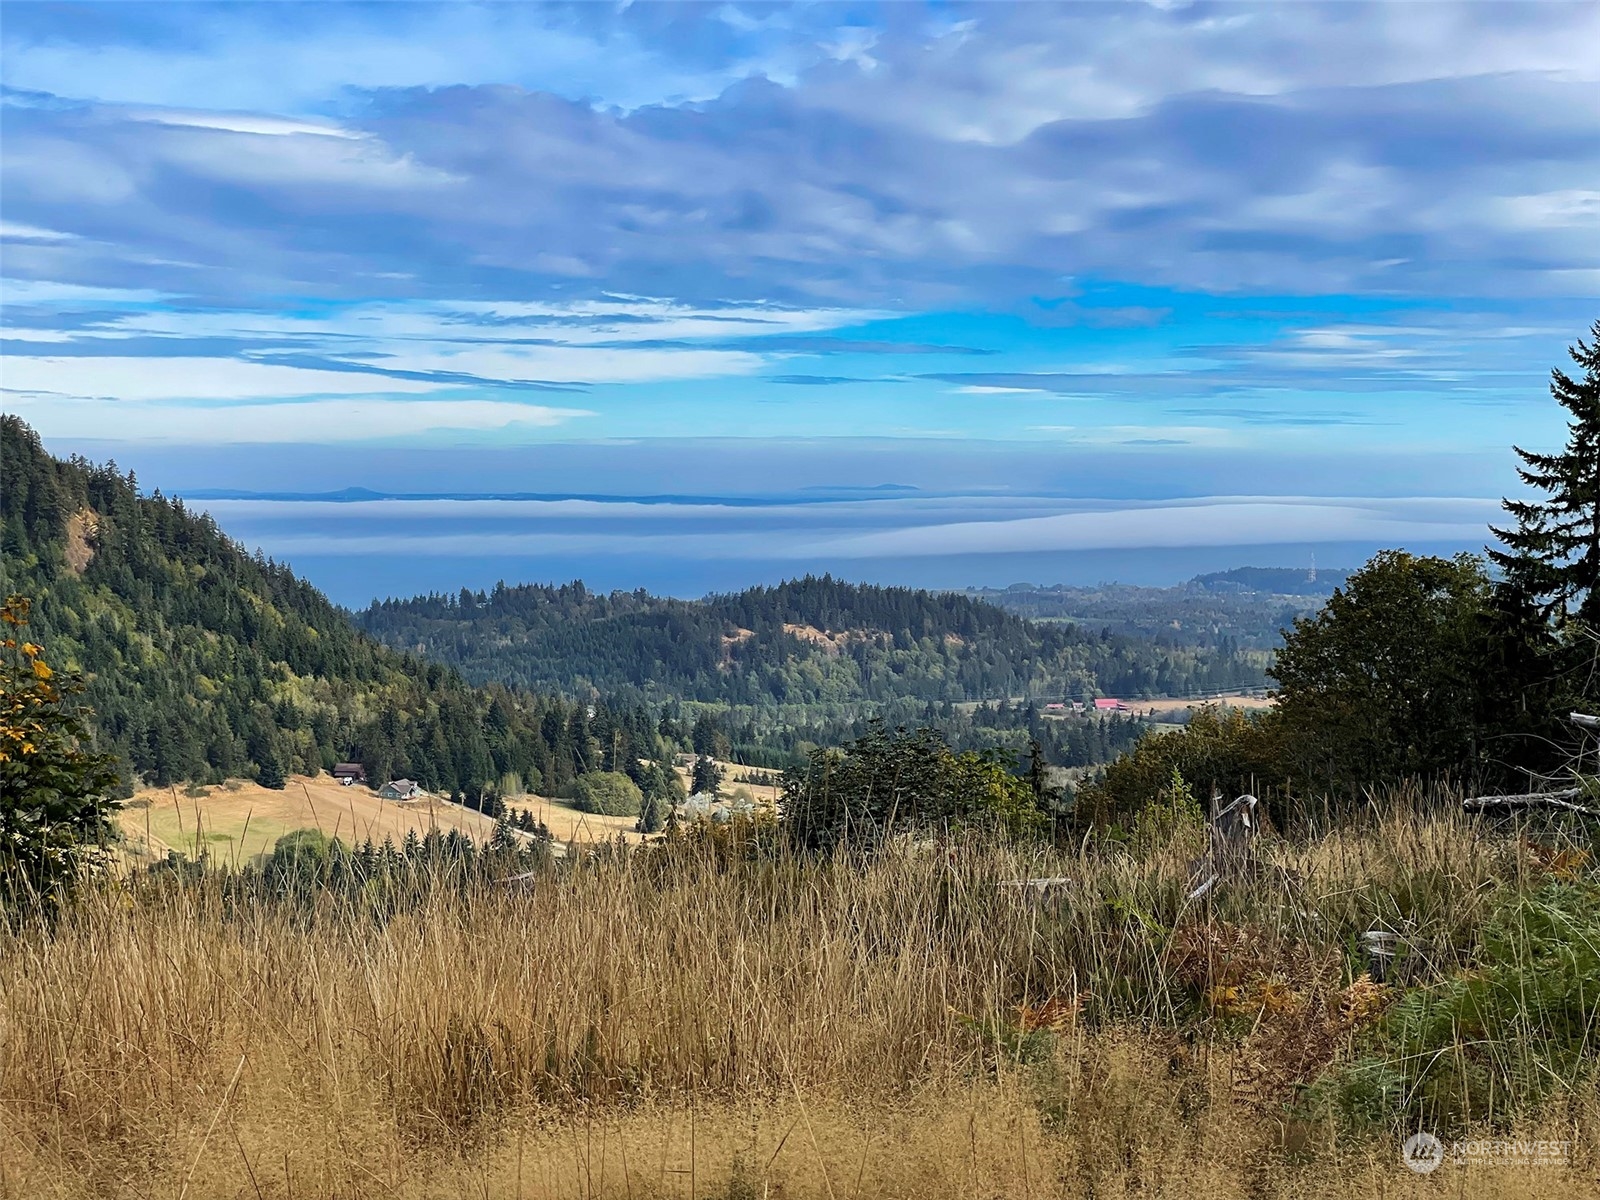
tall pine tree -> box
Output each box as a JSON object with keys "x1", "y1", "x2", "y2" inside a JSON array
[{"x1": 1490, "y1": 320, "x2": 1600, "y2": 625}]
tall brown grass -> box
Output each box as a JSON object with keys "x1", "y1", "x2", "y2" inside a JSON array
[{"x1": 1, "y1": 807, "x2": 1596, "y2": 1198}]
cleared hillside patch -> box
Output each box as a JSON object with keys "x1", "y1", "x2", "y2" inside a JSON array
[{"x1": 117, "y1": 775, "x2": 503, "y2": 865}]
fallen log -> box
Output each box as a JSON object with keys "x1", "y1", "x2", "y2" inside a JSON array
[
  {"x1": 1571, "y1": 712, "x2": 1600, "y2": 730},
  {"x1": 1462, "y1": 787, "x2": 1599, "y2": 817}
]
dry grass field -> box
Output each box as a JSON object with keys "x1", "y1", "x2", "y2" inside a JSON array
[
  {"x1": 4, "y1": 806, "x2": 1597, "y2": 1199},
  {"x1": 114, "y1": 774, "x2": 747, "y2": 865},
  {"x1": 518, "y1": 794, "x2": 643, "y2": 845},
  {"x1": 1130, "y1": 693, "x2": 1275, "y2": 720},
  {"x1": 117, "y1": 775, "x2": 506, "y2": 866}
]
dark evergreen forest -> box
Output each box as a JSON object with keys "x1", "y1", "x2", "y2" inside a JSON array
[{"x1": 357, "y1": 575, "x2": 1264, "y2": 706}]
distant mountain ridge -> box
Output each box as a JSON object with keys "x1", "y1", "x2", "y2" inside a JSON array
[{"x1": 1187, "y1": 566, "x2": 1352, "y2": 596}]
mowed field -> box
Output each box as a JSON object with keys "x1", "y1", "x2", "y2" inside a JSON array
[
  {"x1": 118, "y1": 766, "x2": 784, "y2": 866},
  {"x1": 118, "y1": 775, "x2": 506, "y2": 866},
  {"x1": 516, "y1": 796, "x2": 643, "y2": 846},
  {"x1": 1128, "y1": 693, "x2": 1275, "y2": 720},
  {"x1": 114, "y1": 764, "x2": 780, "y2": 870}
]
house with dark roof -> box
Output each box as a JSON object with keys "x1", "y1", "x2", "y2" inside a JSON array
[{"x1": 378, "y1": 779, "x2": 423, "y2": 801}]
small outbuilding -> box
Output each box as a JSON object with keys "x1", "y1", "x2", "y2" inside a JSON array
[{"x1": 332, "y1": 762, "x2": 367, "y2": 786}]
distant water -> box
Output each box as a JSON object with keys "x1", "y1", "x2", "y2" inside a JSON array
[{"x1": 191, "y1": 493, "x2": 1488, "y2": 607}]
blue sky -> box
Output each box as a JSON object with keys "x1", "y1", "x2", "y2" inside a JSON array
[{"x1": 2, "y1": 2, "x2": 1597, "y2": 600}]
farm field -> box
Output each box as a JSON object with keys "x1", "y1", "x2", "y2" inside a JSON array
[
  {"x1": 117, "y1": 767, "x2": 784, "y2": 866},
  {"x1": 118, "y1": 775, "x2": 505, "y2": 866},
  {"x1": 1128, "y1": 693, "x2": 1275, "y2": 720},
  {"x1": 517, "y1": 794, "x2": 643, "y2": 845}
]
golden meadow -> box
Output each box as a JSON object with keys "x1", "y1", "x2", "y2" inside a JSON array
[{"x1": 2, "y1": 805, "x2": 1597, "y2": 1199}]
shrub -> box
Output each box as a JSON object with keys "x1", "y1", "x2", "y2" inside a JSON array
[
  {"x1": 1076, "y1": 706, "x2": 1289, "y2": 829},
  {"x1": 0, "y1": 595, "x2": 121, "y2": 905},
  {"x1": 571, "y1": 771, "x2": 644, "y2": 817},
  {"x1": 1129, "y1": 766, "x2": 1206, "y2": 858},
  {"x1": 780, "y1": 722, "x2": 1046, "y2": 850}
]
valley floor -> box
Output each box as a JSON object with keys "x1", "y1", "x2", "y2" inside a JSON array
[{"x1": 118, "y1": 775, "x2": 509, "y2": 866}]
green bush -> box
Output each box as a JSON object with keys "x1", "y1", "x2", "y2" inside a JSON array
[
  {"x1": 1129, "y1": 766, "x2": 1206, "y2": 858},
  {"x1": 780, "y1": 723, "x2": 1046, "y2": 850},
  {"x1": 0, "y1": 595, "x2": 121, "y2": 906},
  {"x1": 266, "y1": 828, "x2": 339, "y2": 884},
  {"x1": 570, "y1": 771, "x2": 644, "y2": 817},
  {"x1": 1076, "y1": 705, "x2": 1289, "y2": 828}
]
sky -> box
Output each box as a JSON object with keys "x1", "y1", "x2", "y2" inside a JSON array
[{"x1": 2, "y1": 1, "x2": 1596, "y2": 604}]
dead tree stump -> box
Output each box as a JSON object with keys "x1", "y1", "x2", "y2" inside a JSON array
[{"x1": 1187, "y1": 793, "x2": 1260, "y2": 900}]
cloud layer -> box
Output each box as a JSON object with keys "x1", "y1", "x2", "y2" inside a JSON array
[
  {"x1": 6, "y1": 2, "x2": 1599, "y2": 310},
  {"x1": 1, "y1": 1, "x2": 1591, "y2": 596}
]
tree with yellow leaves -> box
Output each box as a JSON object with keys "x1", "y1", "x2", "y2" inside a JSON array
[{"x1": 0, "y1": 595, "x2": 120, "y2": 904}]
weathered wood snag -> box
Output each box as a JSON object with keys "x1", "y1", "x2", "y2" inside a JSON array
[{"x1": 1187, "y1": 793, "x2": 1260, "y2": 900}]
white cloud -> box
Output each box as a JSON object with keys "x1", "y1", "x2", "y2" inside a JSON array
[
  {"x1": 367, "y1": 344, "x2": 763, "y2": 386},
  {"x1": 147, "y1": 123, "x2": 460, "y2": 191},
  {"x1": 0, "y1": 4, "x2": 796, "y2": 117},
  {"x1": 954, "y1": 385, "x2": 1046, "y2": 395},
  {"x1": 0, "y1": 221, "x2": 77, "y2": 241},
  {"x1": 0, "y1": 294, "x2": 877, "y2": 396},
  {"x1": 184, "y1": 491, "x2": 1502, "y2": 563},
  {"x1": 1, "y1": 356, "x2": 448, "y2": 402},
  {"x1": 126, "y1": 108, "x2": 361, "y2": 138},
  {"x1": 800, "y1": 3, "x2": 1600, "y2": 145},
  {"x1": 0, "y1": 280, "x2": 170, "y2": 305},
  {"x1": 4, "y1": 395, "x2": 592, "y2": 443}
]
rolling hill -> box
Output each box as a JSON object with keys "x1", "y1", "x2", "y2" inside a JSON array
[
  {"x1": 965, "y1": 569, "x2": 1353, "y2": 651},
  {"x1": 355, "y1": 575, "x2": 1266, "y2": 705}
]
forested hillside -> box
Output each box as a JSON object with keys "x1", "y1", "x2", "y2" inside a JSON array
[
  {"x1": 357, "y1": 576, "x2": 1263, "y2": 705},
  {"x1": 0, "y1": 417, "x2": 661, "y2": 797}
]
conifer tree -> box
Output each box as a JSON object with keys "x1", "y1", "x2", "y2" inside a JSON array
[
  {"x1": 489, "y1": 815, "x2": 517, "y2": 855},
  {"x1": 636, "y1": 790, "x2": 664, "y2": 834},
  {"x1": 1490, "y1": 321, "x2": 1600, "y2": 624},
  {"x1": 691, "y1": 754, "x2": 724, "y2": 796},
  {"x1": 256, "y1": 750, "x2": 287, "y2": 791}
]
